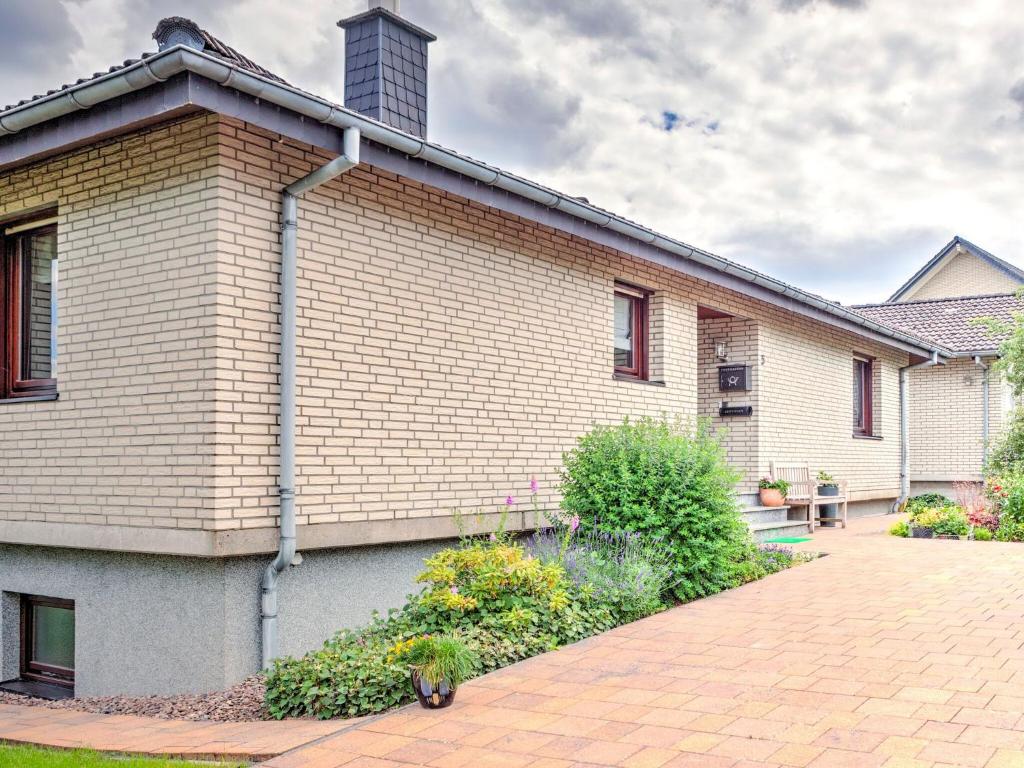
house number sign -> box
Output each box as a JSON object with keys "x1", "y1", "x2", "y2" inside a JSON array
[{"x1": 718, "y1": 364, "x2": 750, "y2": 392}]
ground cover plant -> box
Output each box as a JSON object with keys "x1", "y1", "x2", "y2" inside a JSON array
[{"x1": 266, "y1": 417, "x2": 814, "y2": 720}]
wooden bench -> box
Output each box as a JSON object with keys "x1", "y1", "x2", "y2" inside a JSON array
[{"x1": 770, "y1": 462, "x2": 849, "y2": 529}]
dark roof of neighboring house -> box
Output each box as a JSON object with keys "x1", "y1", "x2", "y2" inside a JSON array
[
  {"x1": 887, "y1": 236, "x2": 1024, "y2": 302},
  {"x1": 0, "y1": 17, "x2": 953, "y2": 359},
  {"x1": 853, "y1": 293, "x2": 1022, "y2": 354},
  {"x1": 2, "y1": 17, "x2": 286, "y2": 112}
]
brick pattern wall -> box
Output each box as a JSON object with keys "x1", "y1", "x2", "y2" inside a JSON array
[
  {"x1": 757, "y1": 319, "x2": 902, "y2": 500},
  {"x1": 908, "y1": 357, "x2": 1008, "y2": 481},
  {"x1": 698, "y1": 317, "x2": 759, "y2": 491},
  {"x1": 0, "y1": 115, "x2": 221, "y2": 531},
  {"x1": 215, "y1": 118, "x2": 909, "y2": 532},
  {"x1": 0, "y1": 114, "x2": 914, "y2": 549},
  {"x1": 901, "y1": 250, "x2": 1020, "y2": 301}
]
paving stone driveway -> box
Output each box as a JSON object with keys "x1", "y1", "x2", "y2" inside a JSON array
[{"x1": 265, "y1": 516, "x2": 1024, "y2": 768}]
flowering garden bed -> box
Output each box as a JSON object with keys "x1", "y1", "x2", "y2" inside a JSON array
[{"x1": 265, "y1": 417, "x2": 818, "y2": 720}]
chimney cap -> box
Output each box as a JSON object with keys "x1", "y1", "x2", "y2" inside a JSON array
[{"x1": 337, "y1": 5, "x2": 437, "y2": 42}]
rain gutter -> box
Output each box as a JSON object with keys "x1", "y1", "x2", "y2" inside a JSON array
[
  {"x1": 0, "y1": 45, "x2": 950, "y2": 361},
  {"x1": 259, "y1": 127, "x2": 361, "y2": 670},
  {"x1": 896, "y1": 351, "x2": 941, "y2": 510}
]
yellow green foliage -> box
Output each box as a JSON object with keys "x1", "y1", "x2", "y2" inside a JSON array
[{"x1": 418, "y1": 541, "x2": 569, "y2": 617}]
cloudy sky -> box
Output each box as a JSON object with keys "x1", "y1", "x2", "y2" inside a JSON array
[{"x1": 3, "y1": 0, "x2": 1023, "y2": 304}]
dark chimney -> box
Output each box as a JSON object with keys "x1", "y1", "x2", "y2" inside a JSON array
[{"x1": 337, "y1": 1, "x2": 436, "y2": 138}]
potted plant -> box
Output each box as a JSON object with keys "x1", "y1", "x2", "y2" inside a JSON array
[
  {"x1": 816, "y1": 470, "x2": 840, "y2": 528},
  {"x1": 759, "y1": 478, "x2": 789, "y2": 507},
  {"x1": 396, "y1": 634, "x2": 477, "y2": 709},
  {"x1": 909, "y1": 507, "x2": 940, "y2": 539},
  {"x1": 931, "y1": 505, "x2": 970, "y2": 540}
]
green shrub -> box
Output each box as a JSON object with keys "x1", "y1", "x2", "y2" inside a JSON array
[
  {"x1": 931, "y1": 506, "x2": 969, "y2": 537},
  {"x1": 986, "y1": 408, "x2": 1024, "y2": 475},
  {"x1": 996, "y1": 519, "x2": 1024, "y2": 542},
  {"x1": 265, "y1": 537, "x2": 618, "y2": 720},
  {"x1": 986, "y1": 473, "x2": 1024, "y2": 526},
  {"x1": 973, "y1": 527, "x2": 993, "y2": 541},
  {"x1": 905, "y1": 493, "x2": 955, "y2": 517},
  {"x1": 911, "y1": 505, "x2": 968, "y2": 537},
  {"x1": 889, "y1": 520, "x2": 909, "y2": 537},
  {"x1": 265, "y1": 627, "x2": 408, "y2": 719},
  {"x1": 560, "y1": 417, "x2": 748, "y2": 601}
]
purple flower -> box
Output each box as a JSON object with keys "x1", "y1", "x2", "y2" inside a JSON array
[
  {"x1": 530, "y1": 477, "x2": 539, "y2": 495},
  {"x1": 506, "y1": 495, "x2": 516, "y2": 506},
  {"x1": 489, "y1": 532, "x2": 497, "y2": 542},
  {"x1": 570, "y1": 515, "x2": 580, "y2": 532},
  {"x1": 450, "y1": 586, "x2": 459, "y2": 595}
]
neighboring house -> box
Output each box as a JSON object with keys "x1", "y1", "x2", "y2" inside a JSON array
[
  {"x1": 0, "y1": 7, "x2": 950, "y2": 697},
  {"x1": 887, "y1": 236, "x2": 1024, "y2": 302},
  {"x1": 855, "y1": 238, "x2": 1023, "y2": 494}
]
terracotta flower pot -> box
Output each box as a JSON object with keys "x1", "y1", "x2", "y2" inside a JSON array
[
  {"x1": 411, "y1": 670, "x2": 457, "y2": 709},
  {"x1": 759, "y1": 488, "x2": 785, "y2": 507}
]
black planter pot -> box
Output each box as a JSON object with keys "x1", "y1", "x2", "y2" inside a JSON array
[
  {"x1": 910, "y1": 526, "x2": 934, "y2": 539},
  {"x1": 411, "y1": 669, "x2": 457, "y2": 709},
  {"x1": 818, "y1": 484, "x2": 839, "y2": 527}
]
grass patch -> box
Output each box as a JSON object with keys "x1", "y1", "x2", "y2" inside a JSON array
[{"x1": 0, "y1": 743, "x2": 244, "y2": 767}]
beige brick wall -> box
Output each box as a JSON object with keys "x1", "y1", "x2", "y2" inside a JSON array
[
  {"x1": 756, "y1": 317, "x2": 903, "y2": 500},
  {"x1": 217, "y1": 118, "x2": 909, "y2": 534},
  {"x1": 0, "y1": 114, "x2": 914, "y2": 554},
  {"x1": 698, "y1": 316, "x2": 759, "y2": 490},
  {"x1": 0, "y1": 115, "x2": 222, "y2": 539},
  {"x1": 901, "y1": 250, "x2": 1020, "y2": 301},
  {"x1": 908, "y1": 357, "x2": 1009, "y2": 480}
]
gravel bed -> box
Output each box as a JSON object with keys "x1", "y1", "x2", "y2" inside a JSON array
[{"x1": 0, "y1": 675, "x2": 271, "y2": 721}]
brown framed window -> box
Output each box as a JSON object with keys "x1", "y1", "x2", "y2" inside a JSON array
[
  {"x1": 614, "y1": 284, "x2": 649, "y2": 380},
  {"x1": 21, "y1": 595, "x2": 75, "y2": 688},
  {"x1": 1, "y1": 215, "x2": 57, "y2": 400},
  {"x1": 853, "y1": 355, "x2": 873, "y2": 436}
]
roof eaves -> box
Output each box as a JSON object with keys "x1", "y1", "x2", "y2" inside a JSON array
[{"x1": 0, "y1": 45, "x2": 951, "y2": 360}]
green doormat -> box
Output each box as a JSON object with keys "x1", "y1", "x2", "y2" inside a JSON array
[{"x1": 763, "y1": 536, "x2": 812, "y2": 543}]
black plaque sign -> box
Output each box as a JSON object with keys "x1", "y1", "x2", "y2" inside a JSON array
[
  {"x1": 718, "y1": 364, "x2": 750, "y2": 392},
  {"x1": 719, "y1": 404, "x2": 753, "y2": 417}
]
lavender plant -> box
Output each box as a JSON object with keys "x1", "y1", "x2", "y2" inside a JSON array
[{"x1": 526, "y1": 524, "x2": 673, "y2": 623}]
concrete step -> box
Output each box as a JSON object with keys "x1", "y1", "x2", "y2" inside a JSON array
[
  {"x1": 748, "y1": 520, "x2": 813, "y2": 543},
  {"x1": 742, "y1": 505, "x2": 790, "y2": 525}
]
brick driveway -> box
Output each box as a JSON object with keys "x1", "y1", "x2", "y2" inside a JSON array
[{"x1": 266, "y1": 516, "x2": 1024, "y2": 768}]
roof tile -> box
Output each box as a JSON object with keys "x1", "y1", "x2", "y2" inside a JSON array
[{"x1": 853, "y1": 294, "x2": 1021, "y2": 353}]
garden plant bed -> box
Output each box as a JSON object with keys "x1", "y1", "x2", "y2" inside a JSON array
[{"x1": 0, "y1": 675, "x2": 270, "y2": 722}]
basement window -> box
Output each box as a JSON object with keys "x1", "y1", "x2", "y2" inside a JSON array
[
  {"x1": 853, "y1": 355, "x2": 874, "y2": 436},
  {"x1": 613, "y1": 283, "x2": 650, "y2": 380},
  {"x1": 21, "y1": 595, "x2": 75, "y2": 693},
  {"x1": 1, "y1": 214, "x2": 58, "y2": 401}
]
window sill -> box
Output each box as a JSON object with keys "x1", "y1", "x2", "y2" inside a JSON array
[
  {"x1": 852, "y1": 434, "x2": 882, "y2": 441},
  {"x1": 0, "y1": 393, "x2": 59, "y2": 405},
  {"x1": 612, "y1": 374, "x2": 666, "y2": 387}
]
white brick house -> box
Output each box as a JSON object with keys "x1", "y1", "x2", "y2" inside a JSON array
[
  {"x1": 856, "y1": 237, "x2": 1024, "y2": 492},
  {"x1": 0, "y1": 9, "x2": 950, "y2": 696}
]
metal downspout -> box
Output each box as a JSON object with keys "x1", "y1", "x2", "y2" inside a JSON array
[
  {"x1": 896, "y1": 351, "x2": 940, "y2": 511},
  {"x1": 261, "y1": 127, "x2": 361, "y2": 670},
  {"x1": 974, "y1": 356, "x2": 990, "y2": 468}
]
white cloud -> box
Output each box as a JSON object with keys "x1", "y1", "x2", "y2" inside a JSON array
[{"x1": 3, "y1": 0, "x2": 1024, "y2": 303}]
